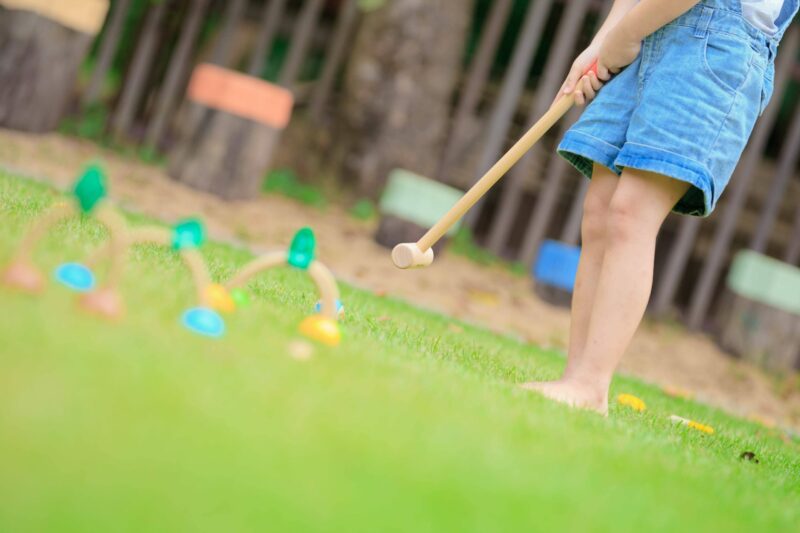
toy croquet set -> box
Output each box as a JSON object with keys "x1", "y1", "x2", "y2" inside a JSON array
[{"x1": 1, "y1": 164, "x2": 343, "y2": 347}]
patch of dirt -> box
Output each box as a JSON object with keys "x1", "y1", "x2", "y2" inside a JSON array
[{"x1": 2, "y1": 129, "x2": 798, "y2": 430}]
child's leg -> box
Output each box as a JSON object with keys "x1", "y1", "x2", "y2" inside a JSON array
[
  {"x1": 523, "y1": 168, "x2": 688, "y2": 413},
  {"x1": 571, "y1": 168, "x2": 688, "y2": 389},
  {"x1": 520, "y1": 164, "x2": 617, "y2": 402},
  {"x1": 563, "y1": 164, "x2": 618, "y2": 368}
]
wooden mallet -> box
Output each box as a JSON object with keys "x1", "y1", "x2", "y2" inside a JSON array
[{"x1": 392, "y1": 61, "x2": 599, "y2": 269}]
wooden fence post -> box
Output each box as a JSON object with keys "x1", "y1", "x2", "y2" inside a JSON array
[
  {"x1": 144, "y1": 0, "x2": 210, "y2": 150},
  {"x1": 309, "y1": 0, "x2": 360, "y2": 121},
  {"x1": 465, "y1": 0, "x2": 555, "y2": 228},
  {"x1": 279, "y1": 0, "x2": 325, "y2": 92},
  {"x1": 110, "y1": 0, "x2": 168, "y2": 140},
  {"x1": 248, "y1": 0, "x2": 289, "y2": 78},
  {"x1": 209, "y1": 0, "x2": 248, "y2": 66},
  {"x1": 82, "y1": 0, "x2": 131, "y2": 108},
  {"x1": 786, "y1": 206, "x2": 800, "y2": 265},
  {"x1": 485, "y1": 0, "x2": 593, "y2": 256},
  {"x1": 436, "y1": 0, "x2": 513, "y2": 182}
]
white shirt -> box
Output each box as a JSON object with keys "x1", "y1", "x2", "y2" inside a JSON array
[{"x1": 741, "y1": 0, "x2": 785, "y2": 34}]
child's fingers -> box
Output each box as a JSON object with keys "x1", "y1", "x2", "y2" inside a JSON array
[
  {"x1": 563, "y1": 75, "x2": 578, "y2": 94},
  {"x1": 573, "y1": 86, "x2": 586, "y2": 106},
  {"x1": 556, "y1": 59, "x2": 604, "y2": 107},
  {"x1": 580, "y1": 76, "x2": 596, "y2": 101},
  {"x1": 562, "y1": 62, "x2": 585, "y2": 94},
  {"x1": 588, "y1": 72, "x2": 603, "y2": 92},
  {"x1": 552, "y1": 73, "x2": 576, "y2": 106},
  {"x1": 597, "y1": 63, "x2": 611, "y2": 81}
]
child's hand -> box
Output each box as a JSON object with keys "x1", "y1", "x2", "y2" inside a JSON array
[
  {"x1": 555, "y1": 45, "x2": 611, "y2": 107},
  {"x1": 598, "y1": 23, "x2": 641, "y2": 75}
]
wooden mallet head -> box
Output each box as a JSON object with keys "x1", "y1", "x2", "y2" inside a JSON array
[{"x1": 391, "y1": 243, "x2": 434, "y2": 269}]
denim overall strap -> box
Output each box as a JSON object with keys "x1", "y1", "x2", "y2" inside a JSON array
[
  {"x1": 773, "y1": 0, "x2": 800, "y2": 41},
  {"x1": 765, "y1": 1, "x2": 799, "y2": 61},
  {"x1": 693, "y1": 6, "x2": 714, "y2": 37},
  {"x1": 692, "y1": 0, "x2": 795, "y2": 61}
]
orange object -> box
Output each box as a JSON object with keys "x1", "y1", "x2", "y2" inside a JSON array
[
  {"x1": 204, "y1": 283, "x2": 236, "y2": 314},
  {"x1": 187, "y1": 64, "x2": 294, "y2": 129},
  {"x1": 1, "y1": 261, "x2": 44, "y2": 293},
  {"x1": 80, "y1": 288, "x2": 124, "y2": 320},
  {"x1": 298, "y1": 316, "x2": 341, "y2": 347}
]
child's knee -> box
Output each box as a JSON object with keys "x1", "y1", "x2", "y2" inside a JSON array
[
  {"x1": 581, "y1": 192, "x2": 610, "y2": 243},
  {"x1": 606, "y1": 197, "x2": 645, "y2": 244},
  {"x1": 581, "y1": 166, "x2": 618, "y2": 243},
  {"x1": 605, "y1": 186, "x2": 665, "y2": 244}
]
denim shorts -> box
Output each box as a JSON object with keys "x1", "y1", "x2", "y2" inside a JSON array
[{"x1": 557, "y1": 1, "x2": 777, "y2": 216}]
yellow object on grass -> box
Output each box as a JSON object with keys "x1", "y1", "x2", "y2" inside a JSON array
[
  {"x1": 204, "y1": 283, "x2": 236, "y2": 314},
  {"x1": 299, "y1": 316, "x2": 341, "y2": 347},
  {"x1": 617, "y1": 393, "x2": 646, "y2": 412},
  {"x1": 688, "y1": 421, "x2": 715, "y2": 434},
  {"x1": 670, "y1": 415, "x2": 715, "y2": 435}
]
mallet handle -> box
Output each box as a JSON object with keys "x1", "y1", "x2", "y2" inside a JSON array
[
  {"x1": 418, "y1": 94, "x2": 574, "y2": 252},
  {"x1": 416, "y1": 60, "x2": 599, "y2": 253}
]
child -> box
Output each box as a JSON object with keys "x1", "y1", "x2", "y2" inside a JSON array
[{"x1": 522, "y1": 0, "x2": 798, "y2": 414}]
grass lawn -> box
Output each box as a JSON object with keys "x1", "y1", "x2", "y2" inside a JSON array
[{"x1": 1, "y1": 171, "x2": 799, "y2": 532}]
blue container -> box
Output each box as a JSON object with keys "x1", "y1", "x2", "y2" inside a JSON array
[
  {"x1": 533, "y1": 240, "x2": 581, "y2": 292},
  {"x1": 182, "y1": 307, "x2": 225, "y2": 338},
  {"x1": 54, "y1": 263, "x2": 95, "y2": 292}
]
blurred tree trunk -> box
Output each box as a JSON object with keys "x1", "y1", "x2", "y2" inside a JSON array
[
  {"x1": 338, "y1": 0, "x2": 472, "y2": 197},
  {"x1": 0, "y1": 7, "x2": 94, "y2": 132}
]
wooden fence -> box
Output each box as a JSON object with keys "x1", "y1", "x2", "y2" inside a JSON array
[{"x1": 76, "y1": 0, "x2": 800, "y2": 334}]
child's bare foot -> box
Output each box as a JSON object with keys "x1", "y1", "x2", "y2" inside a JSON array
[{"x1": 520, "y1": 380, "x2": 609, "y2": 416}]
